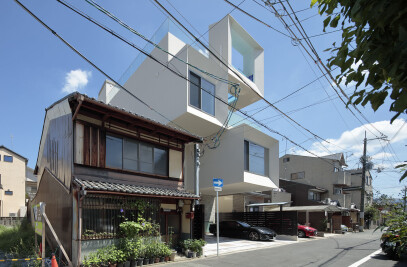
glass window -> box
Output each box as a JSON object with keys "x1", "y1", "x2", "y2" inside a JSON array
[
  {"x1": 106, "y1": 135, "x2": 123, "y2": 169},
  {"x1": 154, "y1": 147, "x2": 167, "y2": 176},
  {"x1": 189, "y1": 71, "x2": 215, "y2": 116},
  {"x1": 201, "y1": 79, "x2": 215, "y2": 115},
  {"x1": 291, "y1": 172, "x2": 305, "y2": 180},
  {"x1": 4, "y1": 156, "x2": 13, "y2": 163},
  {"x1": 106, "y1": 134, "x2": 168, "y2": 176},
  {"x1": 139, "y1": 143, "x2": 153, "y2": 174},
  {"x1": 123, "y1": 139, "x2": 139, "y2": 171},
  {"x1": 308, "y1": 191, "x2": 321, "y2": 201},
  {"x1": 189, "y1": 72, "x2": 201, "y2": 109},
  {"x1": 333, "y1": 186, "x2": 342, "y2": 195},
  {"x1": 5, "y1": 190, "x2": 13, "y2": 195},
  {"x1": 244, "y1": 140, "x2": 268, "y2": 176}
]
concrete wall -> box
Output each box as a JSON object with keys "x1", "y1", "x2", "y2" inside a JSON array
[
  {"x1": 196, "y1": 124, "x2": 279, "y2": 195},
  {"x1": 0, "y1": 147, "x2": 27, "y2": 217},
  {"x1": 279, "y1": 154, "x2": 352, "y2": 208}
]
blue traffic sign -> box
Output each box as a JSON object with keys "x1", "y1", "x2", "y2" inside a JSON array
[{"x1": 213, "y1": 178, "x2": 223, "y2": 187}]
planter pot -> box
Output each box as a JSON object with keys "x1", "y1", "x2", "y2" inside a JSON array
[
  {"x1": 159, "y1": 257, "x2": 165, "y2": 262},
  {"x1": 143, "y1": 258, "x2": 149, "y2": 265},
  {"x1": 124, "y1": 261, "x2": 131, "y2": 267},
  {"x1": 170, "y1": 251, "x2": 176, "y2": 261},
  {"x1": 187, "y1": 251, "x2": 196, "y2": 258},
  {"x1": 109, "y1": 264, "x2": 117, "y2": 267},
  {"x1": 137, "y1": 258, "x2": 144, "y2": 266},
  {"x1": 149, "y1": 258, "x2": 154, "y2": 264},
  {"x1": 164, "y1": 256, "x2": 169, "y2": 262},
  {"x1": 118, "y1": 263, "x2": 124, "y2": 267},
  {"x1": 130, "y1": 260, "x2": 137, "y2": 267},
  {"x1": 154, "y1": 258, "x2": 160, "y2": 263}
]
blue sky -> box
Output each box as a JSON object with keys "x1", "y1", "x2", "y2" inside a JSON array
[{"x1": 1, "y1": 0, "x2": 406, "y2": 197}]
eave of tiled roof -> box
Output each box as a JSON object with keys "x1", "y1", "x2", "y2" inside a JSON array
[{"x1": 73, "y1": 177, "x2": 198, "y2": 199}]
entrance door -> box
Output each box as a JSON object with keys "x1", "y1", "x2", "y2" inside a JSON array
[{"x1": 160, "y1": 211, "x2": 180, "y2": 246}]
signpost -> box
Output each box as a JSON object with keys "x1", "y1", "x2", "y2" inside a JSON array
[
  {"x1": 213, "y1": 178, "x2": 223, "y2": 257},
  {"x1": 33, "y1": 202, "x2": 46, "y2": 267}
]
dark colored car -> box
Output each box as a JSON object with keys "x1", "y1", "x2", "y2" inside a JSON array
[
  {"x1": 297, "y1": 224, "x2": 318, "y2": 238},
  {"x1": 209, "y1": 220, "x2": 277, "y2": 241}
]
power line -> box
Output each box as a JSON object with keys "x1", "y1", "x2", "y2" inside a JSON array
[
  {"x1": 154, "y1": 0, "x2": 332, "y2": 145},
  {"x1": 13, "y1": 0, "x2": 198, "y2": 138},
  {"x1": 223, "y1": 0, "x2": 291, "y2": 38},
  {"x1": 43, "y1": 0, "x2": 338, "y2": 164},
  {"x1": 278, "y1": 0, "x2": 387, "y2": 138}
]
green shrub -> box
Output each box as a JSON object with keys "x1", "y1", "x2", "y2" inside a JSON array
[{"x1": 0, "y1": 219, "x2": 38, "y2": 259}]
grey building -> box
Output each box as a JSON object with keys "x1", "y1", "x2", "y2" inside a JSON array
[
  {"x1": 279, "y1": 153, "x2": 352, "y2": 208},
  {"x1": 343, "y1": 169, "x2": 373, "y2": 209}
]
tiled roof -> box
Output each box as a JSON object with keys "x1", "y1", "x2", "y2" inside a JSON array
[{"x1": 73, "y1": 177, "x2": 198, "y2": 199}]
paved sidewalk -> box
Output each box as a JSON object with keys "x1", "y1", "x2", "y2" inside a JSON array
[{"x1": 200, "y1": 232, "x2": 340, "y2": 257}]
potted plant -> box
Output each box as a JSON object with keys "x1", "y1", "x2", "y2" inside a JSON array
[
  {"x1": 195, "y1": 239, "x2": 207, "y2": 257},
  {"x1": 137, "y1": 243, "x2": 145, "y2": 266}
]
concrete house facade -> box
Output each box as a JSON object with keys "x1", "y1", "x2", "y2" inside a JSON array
[
  {"x1": 32, "y1": 93, "x2": 201, "y2": 265},
  {"x1": 344, "y1": 169, "x2": 373, "y2": 209},
  {"x1": 0, "y1": 146, "x2": 27, "y2": 217},
  {"x1": 98, "y1": 15, "x2": 279, "y2": 230},
  {"x1": 279, "y1": 153, "x2": 352, "y2": 208}
]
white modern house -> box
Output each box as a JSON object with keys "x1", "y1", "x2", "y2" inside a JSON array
[{"x1": 98, "y1": 15, "x2": 279, "y2": 230}]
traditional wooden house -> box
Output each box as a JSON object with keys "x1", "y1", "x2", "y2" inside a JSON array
[{"x1": 31, "y1": 92, "x2": 202, "y2": 265}]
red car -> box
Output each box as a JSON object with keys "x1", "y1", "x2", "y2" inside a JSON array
[{"x1": 298, "y1": 224, "x2": 318, "y2": 238}]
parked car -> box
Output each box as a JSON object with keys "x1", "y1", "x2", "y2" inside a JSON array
[
  {"x1": 209, "y1": 220, "x2": 277, "y2": 241},
  {"x1": 297, "y1": 224, "x2": 318, "y2": 238}
]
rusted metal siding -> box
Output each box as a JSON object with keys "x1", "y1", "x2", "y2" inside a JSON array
[
  {"x1": 38, "y1": 114, "x2": 73, "y2": 190},
  {"x1": 31, "y1": 168, "x2": 73, "y2": 258}
]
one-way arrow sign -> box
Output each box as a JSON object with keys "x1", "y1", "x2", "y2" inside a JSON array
[{"x1": 213, "y1": 178, "x2": 223, "y2": 187}]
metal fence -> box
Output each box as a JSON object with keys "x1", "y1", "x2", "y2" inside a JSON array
[
  {"x1": 219, "y1": 211, "x2": 298, "y2": 236},
  {"x1": 0, "y1": 217, "x2": 24, "y2": 226},
  {"x1": 82, "y1": 194, "x2": 161, "y2": 240}
]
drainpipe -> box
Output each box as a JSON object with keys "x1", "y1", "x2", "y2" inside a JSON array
[
  {"x1": 194, "y1": 144, "x2": 200, "y2": 205},
  {"x1": 77, "y1": 187, "x2": 86, "y2": 266}
]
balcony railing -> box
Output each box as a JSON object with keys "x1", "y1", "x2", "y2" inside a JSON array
[{"x1": 333, "y1": 171, "x2": 351, "y2": 186}]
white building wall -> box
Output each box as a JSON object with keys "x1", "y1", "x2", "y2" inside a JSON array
[{"x1": 0, "y1": 148, "x2": 27, "y2": 217}]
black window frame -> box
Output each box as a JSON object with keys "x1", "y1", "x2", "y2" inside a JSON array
[
  {"x1": 105, "y1": 134, "x2": 169, "y2": 177},
  {"x1": 189, "y1": 71, "x2": 215, "y2": 116},
  {"x1": 5, "y1": 190, "x2": 13, "y2": 196},
  {"x1": 244, "y1": 140, "x2": 269, "y2": 177}
]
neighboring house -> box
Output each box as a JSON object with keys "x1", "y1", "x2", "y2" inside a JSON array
[
  {"x1": 26, "y1": 167, "x2": 37, "y2": 201},
  {"x1": 98, "y1": 15, "x2": 279, "y2": 231},
  {"x1": 279, "y1": 153, "x2": 352, "y2": 208},
  {"x1": 279, "y1": 178, "x2": 328, "y2": 207},
  {"x1": 344, "y1": 169, "x2": 373, "y2": 209},
  {"x1": 31, "y1": 93, "x2": 201, "y2": 265},
  {"x1": 0, "y1": 146, "x2": 28, "y2": 217}
]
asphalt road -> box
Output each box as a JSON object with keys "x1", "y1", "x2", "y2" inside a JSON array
[{"x1": 169, "y1": 230, "x2": 407, "y2": 267}]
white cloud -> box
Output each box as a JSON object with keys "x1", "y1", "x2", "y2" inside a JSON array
[
  {"x1": 62, "y1": 69, "x2": 91, "y2": 93},
  {"x1": 291, "y1": 119, "x2": 407, "y2": 166}
]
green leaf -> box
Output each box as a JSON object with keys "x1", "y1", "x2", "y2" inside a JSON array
[
  {"x1": 330, "y1": 15, "x2": 340, "y2": 28},
  {"x1": 323, "y1": 16, "x2": 331, "y2": 30}
]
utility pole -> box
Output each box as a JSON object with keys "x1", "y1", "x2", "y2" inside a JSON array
[
  {"x1": 359, "y1": 132, "x2": 367, "y2": 232},
  {"x1": 359, "y1": 132, "x2": 388, "y2": 232},
  {"x1": 403, "y1": 186, "x2": 407, "y2": 213}
]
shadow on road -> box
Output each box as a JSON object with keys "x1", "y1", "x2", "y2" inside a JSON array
[
  {"x1": 371, "y1": 253, "x2": 407, "y2": 266},
  {"x1": 318, "y1": 238, "x2": 378, "y2": 266}
]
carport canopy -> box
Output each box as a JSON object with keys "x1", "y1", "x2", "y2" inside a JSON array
[{"x1": 267, "y1": 205, "x2": 347, "y2": 227}]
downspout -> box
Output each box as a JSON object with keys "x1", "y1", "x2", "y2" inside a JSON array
[
  {"x1": 194, "y1": 143, "x2": 200, "y2": 205},
  {"x1": 77, "y1": 187, "x2": 86, "y2": 266}
]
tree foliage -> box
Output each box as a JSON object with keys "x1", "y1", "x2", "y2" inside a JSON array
[{"x1": 311, "y1": 0, "x2": 407, "y2": 122}]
